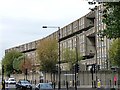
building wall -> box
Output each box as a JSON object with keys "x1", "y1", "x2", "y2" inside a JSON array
[
  {"x1": 5, "y1": 5, "x2": 110, "y2": 72},
  {"x1": 9, "y1": 70, "x2": 117, "y2": 88}
]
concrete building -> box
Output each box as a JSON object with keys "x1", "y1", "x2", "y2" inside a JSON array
[{"x1": 5, "y1": 5, "x2": 111, "y2": 72}]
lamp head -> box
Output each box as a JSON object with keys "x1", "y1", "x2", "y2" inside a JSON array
[{"x1": 42, "y1": 26, "x2": 47, "y2": 28}]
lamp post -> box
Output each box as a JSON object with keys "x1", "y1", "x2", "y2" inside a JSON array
[
  {"x1": 75, "y1": 35, "x2": 79, "y2": 90},
  {"x1": 2, "y1": 65, "x2": 5, "y2": 90},
  {"x1": 42, "y1": 26, "x2": 61, "y2": 90}
]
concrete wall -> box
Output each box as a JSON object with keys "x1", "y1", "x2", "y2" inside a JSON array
[{"x1": 9, "y1": 70, "x2": 117, "y2": 88}]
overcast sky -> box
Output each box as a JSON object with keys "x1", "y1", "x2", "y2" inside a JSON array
[{"x1": 0, "y1": 0, "x2": 96, "y2": 61}]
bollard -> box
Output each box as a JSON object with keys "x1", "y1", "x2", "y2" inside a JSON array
[
  {"x1": 66, "y1": 81, "x2": 68, "y2": 90},
  {"x1": 94, "y1": 80, "x2": 96, "y2": 88},
  {"x1": 35, "y1": 80, "x2": 36, "y2": 85},
  {"x1": 53, "y1": 82, "x2": 55, "y2": 89},
  {"x1": 110, "y1": 80, "x2": 111, "y2": 88}
]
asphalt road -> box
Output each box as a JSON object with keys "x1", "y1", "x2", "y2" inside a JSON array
[
  {"x1": 1, "y1": 84, "x2": 111, "y2": 90},
  {"x1": 6, "y1": 88, "x2": 101, "y2": 90},
  {"x1": 3, "y1": 87, "x2": 110, "y2": 90}
]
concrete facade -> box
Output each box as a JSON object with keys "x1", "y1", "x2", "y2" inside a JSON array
[
  {"x1": 9, "y1": 70, "x2": 118, "y2": 88},
  {"x1": 5, "y1": 5, "x2": 111, "y2": 74}
]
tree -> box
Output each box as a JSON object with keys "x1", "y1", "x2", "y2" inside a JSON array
[
  {"x1": 102, "y1": 2, "x2": 120, "y2": 89},
  {"x1": 62, "y1": 48, "x2": 82, "y2": 70},
  {"x1": 102, "y1": 2, "x2": 120, "y2": 39},
  {"x1": 108, "y1": 38, "x2": 120, "y2": 89},
  {"x1": 109, "y1": 38, "x2": 120, "y2": 67},
  {"x1": 2, "y1": 50, "x2": 23, "y2": 77},
  {"x1": 20, "y1": 57, "x2": 32, "y2": 74},
  {"x1": 13, "y1": 55, "x2": 24, "y2": 73},
  {"x1": 37, "y1": 38, "x2": 58, "y2": 73}
]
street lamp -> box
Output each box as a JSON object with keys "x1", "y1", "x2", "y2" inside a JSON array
[
  {"x1": 42, "y1": 26, "x2": 61, "y2": 90},
  {"x1": 75, "y1": 35, "x2": 79, "y2": 90},
  {"x1": 2, "y1": 65, "x2": 5, "y2": 90}
]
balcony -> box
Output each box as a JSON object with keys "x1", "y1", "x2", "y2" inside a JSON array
[{"x1": 85, "y1": 27, "x2": 95, "y2": 37}]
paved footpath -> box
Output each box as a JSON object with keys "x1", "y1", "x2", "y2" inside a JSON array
[
  {"x1": 58, "y1": 88, "x2": 98, "y2": 90},
  {"x1": 55, "y1": 87, "x2": 110, "y2": 90}
]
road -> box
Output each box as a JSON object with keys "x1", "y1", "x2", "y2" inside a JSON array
[
  {"x1": 2, "y1": 88, "x2": 110, "y2": 90},
  {"x1": 2, "y1": 85, "x2": 110, "y2": 90},
  {"x1": 1, "y1": 84, "x2": 111, "y2": 90},
  {"x1": 2, "y1": 88, "x2": 105, "y2": 90}
]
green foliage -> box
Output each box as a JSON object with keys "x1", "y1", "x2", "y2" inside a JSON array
[
  {"x1": 62, "y1": 48, "x2": 82, "y2": 70},
  {"x1": 109, "y1": 38, "x2": 120, "y2": 67},
  {"x1": 13, "y1": 55, "x2": 24, "y2": 73},
  {"x1": 102, "y1": 2, "x2": 120, "y2": 39},
  {"x1": 37, "y1": 38, "x2": 58, "y2": 73},
  {"x1": 2, "y1": 50, "x2": 23, "y2": 76}
]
